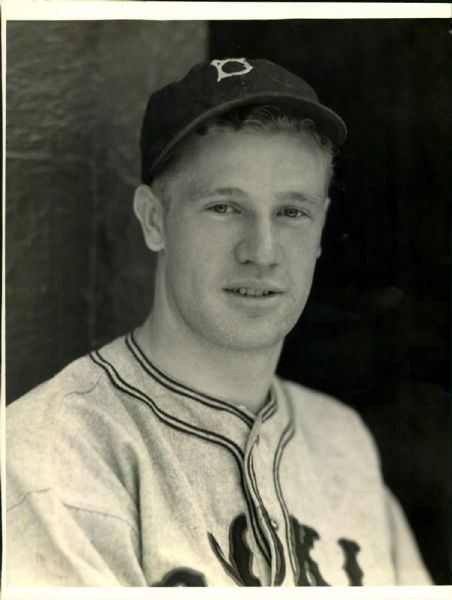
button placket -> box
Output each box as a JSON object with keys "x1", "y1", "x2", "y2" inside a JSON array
[
  {"x1": 240, "y1": 423, "x2": 273, "y2": 581},
  {"x1": 242, "y1": 427, "x2": 278, "y2": 576},
  {"x1": 251, "y1": 386, "x2": 296, "y2": 586},
  {"x1": 247, "y1": 434, "x2": 285, "y2": 584},
  {"x1": 241, "y1": 510, "x2": 271, "y2": 585}
]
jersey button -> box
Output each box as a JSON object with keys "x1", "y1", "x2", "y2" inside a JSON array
[{"x1": 270, "y1": 518, "x2": 279, "y2": 530}]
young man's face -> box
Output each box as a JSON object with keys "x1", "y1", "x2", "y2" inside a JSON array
[{"x1": 155, "y1": 128, "x2": 330, "y2": 352}]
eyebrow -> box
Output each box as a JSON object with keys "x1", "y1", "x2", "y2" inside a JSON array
[
  {"x1": 276, "y1": 191, "x2": 324, "y2": 205},
  {"x1": 188, "y1": 187, "x2": 248, "y2": 201},
  {"x1": 188, "y1": 188, "x2": 324, "y2": 204}
]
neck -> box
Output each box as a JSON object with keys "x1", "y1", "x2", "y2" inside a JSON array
[{"x1": 135, "y1": 310, "x2": 282, "y2": 416}]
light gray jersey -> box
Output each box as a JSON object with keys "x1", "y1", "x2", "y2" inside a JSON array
[{"x1": 5, "y1": 333, "x2": 431, "y2": 586}]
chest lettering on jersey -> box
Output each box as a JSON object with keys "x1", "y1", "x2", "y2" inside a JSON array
[
  {"x1": 153, "y1": 567, "x2": 207, "y2": 586},
  {"x1": 209, "y1": 513, "x2": 364, "y2": 586},
  {"x1": 338, "y1": 538, "x2": 364, "y2": 586},
  {"x1": 290, "y1": 516, "x2": 363, "y2": 586},
  {"x1": 208, "y1": 514, "x2": 261, "y2": 586},
  {"x1": 290, "y1": 517, "x2": 329, "y2": 585}
]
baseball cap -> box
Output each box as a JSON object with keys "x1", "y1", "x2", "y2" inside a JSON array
[{"x1": 140, "y1": 58, "x2": 347, "y2": 183}]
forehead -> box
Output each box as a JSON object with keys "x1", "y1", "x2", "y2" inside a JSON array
[{"x1": 167, "y1": 128, "x2": 329, "y2": 194}]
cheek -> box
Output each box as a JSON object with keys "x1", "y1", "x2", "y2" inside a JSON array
[
  {"x1": 164, "y1": 223, "x2": 219, "y2": 287},
  {"x1": 282, "y1": 232, "x2": 322, "y2": 296},
  {"x1": 164, "y1": 215, "x2": 200, "y2": 263},
  {"x1": 167, "y1": 214, "x2": 233, "y2": 264},
  {"x1": 283, "y1": 226, "x2": 323, "y2": 262}
]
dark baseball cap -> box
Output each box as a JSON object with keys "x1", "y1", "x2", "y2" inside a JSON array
[{"x1": 140, "y1": 58, "x2": 347, "y2": 183}]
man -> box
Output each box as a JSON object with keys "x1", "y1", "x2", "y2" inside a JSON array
[{"x1": 6, "y1": 58, "x2": 431, "y2": 587}]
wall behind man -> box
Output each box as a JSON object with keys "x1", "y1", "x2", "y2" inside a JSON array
[
  {"x1": 6, "y1": 20, "x2": 207, "y2": 401},
  {"x1": 5, "y1": 19, "x2": 450, "y2": 584}
]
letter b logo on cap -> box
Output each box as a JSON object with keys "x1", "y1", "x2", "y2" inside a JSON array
[{"x1": 210, "y1": 58, "x2": 254, "y2": 82}]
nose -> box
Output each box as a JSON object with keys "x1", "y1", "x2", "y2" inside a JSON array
[{"x1": 235, "y1": 216, "x2": 279, "y2": 267}]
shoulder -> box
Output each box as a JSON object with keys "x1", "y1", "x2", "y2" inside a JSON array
[
  {"x1": 279, "y1": 377, "x2": 362, "y2": 423},
  {"x1": 277, "y1": 376, "x2": 381, "y2": 472},
  {"x1": 8, "y1": 334, "x2": 130, "y2": 421},
  {"x1": 6, "y1": 335, "x2": 135, "y2": 508},
  {"x1": 7, "y1": 353, "x2": 100, "y2": 443}
]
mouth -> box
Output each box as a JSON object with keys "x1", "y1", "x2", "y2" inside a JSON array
[{"x1": 225, "y1": 287, "x2": 283, "y2": 298}]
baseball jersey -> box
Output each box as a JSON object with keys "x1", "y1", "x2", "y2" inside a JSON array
[{"x1": 5, "y1": 332, "x2": 431, "y2": 587}]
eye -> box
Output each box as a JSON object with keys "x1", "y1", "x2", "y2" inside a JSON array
[
  {"x1": 278, "y1": 207, "x2": 310, "y2": 219},
  {"x1": 206, "y1": 203, "x2": 236, "y2": 215}
]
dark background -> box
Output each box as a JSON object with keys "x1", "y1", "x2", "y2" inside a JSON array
[{"x1": 6, "y1": 19, "x2": 450, "y2": 584}]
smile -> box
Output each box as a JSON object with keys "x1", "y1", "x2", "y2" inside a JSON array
[{"x1": 225, "y1": 288, "x2": 282, "y2": 298}]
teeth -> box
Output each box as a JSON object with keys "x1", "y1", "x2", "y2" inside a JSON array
[{"x1": 234, "y1": 288, "x2": 272, "y2": 297}]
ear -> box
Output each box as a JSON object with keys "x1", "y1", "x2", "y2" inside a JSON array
[
  {"x1": 317, "y1": 197, "x2": 331, "y2": 259},
  {"x1": 133, "y1": 184, "x2": 165, "y2": 252}
]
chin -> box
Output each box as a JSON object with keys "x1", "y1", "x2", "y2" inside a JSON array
[{"x1": 205, "y1": 321, "x2": 297, "y2": 353}]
